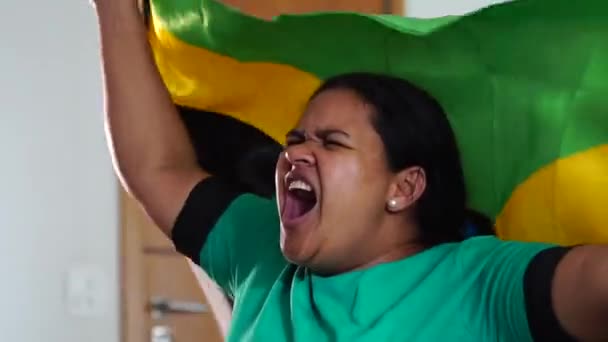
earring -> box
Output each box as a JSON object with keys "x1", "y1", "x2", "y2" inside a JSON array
[{"x1": 388, "y1": 199, "x2": 398, "y2": 210}]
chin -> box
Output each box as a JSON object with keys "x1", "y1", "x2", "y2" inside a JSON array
[{"x1": 279, "y1": 235, "x2": 317, "y2": 266}]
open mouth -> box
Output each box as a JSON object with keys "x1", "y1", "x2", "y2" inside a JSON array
[{"x1": 283, "y1": 178, "x2": 317, "y2": 223}]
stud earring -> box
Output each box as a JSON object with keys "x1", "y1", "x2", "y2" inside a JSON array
[{"x1": 388, "y1": 199, "x2": 398, "y2": 209}]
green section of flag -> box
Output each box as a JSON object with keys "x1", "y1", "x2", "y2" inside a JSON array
[{"x1": 150, "y1": 0, "x2": 608, "y2": 218}]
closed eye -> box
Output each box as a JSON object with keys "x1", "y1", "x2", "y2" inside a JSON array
[
  {"x1": 285, "y1": 138, "x2": 303, "y2": 146},
  {"x1": 285, "y1": 129, "x2": 352, "y2": 149},
  {"x1": 323, "y1": 140, "x2": 343, "y2": 147},
  {"x1": 285, "y1": 129, "x2": 305, "y2": 146},
  {"x1": 317, "y1": 129, "x2": 351, "y2": 149}
]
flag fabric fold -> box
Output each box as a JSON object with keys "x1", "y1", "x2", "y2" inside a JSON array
[{"x1": 147, "y1": 0, "x2": 608, "y2": 245}]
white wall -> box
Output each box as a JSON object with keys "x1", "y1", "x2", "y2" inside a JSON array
[
  {"x1": 0, "y1": 1, "x2": 119, "y2": 342},
  {"x1": 406, "y1": 0, "x2": 512, "y2": 17}
]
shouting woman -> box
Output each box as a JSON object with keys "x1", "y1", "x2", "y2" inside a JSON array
[{"x1": 93, "y1": 0, "x2": 608, "y2": 340}]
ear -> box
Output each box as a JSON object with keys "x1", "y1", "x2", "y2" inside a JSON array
[{"x1": 386, "y1": 166, "x2": 427, "y2": 213}]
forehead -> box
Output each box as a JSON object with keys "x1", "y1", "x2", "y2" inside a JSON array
[{"x1": 297, "y1": 88, "x2": 374, "y2": 130}]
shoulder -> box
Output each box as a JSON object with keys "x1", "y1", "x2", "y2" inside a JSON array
[
  {"x1": 453, "y1": 236, "x2": 564, "y2": 291},
  {"x1": 454, "y1": 236, "x2": 556, "y2": 266}
]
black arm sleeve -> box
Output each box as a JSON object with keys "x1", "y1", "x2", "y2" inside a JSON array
[
  {"x1": 524, "y1": 246, "x2": 577, "y2": 342},
  {"x1": 170, "y1": 176, "x2": 243, "y2": 264}
]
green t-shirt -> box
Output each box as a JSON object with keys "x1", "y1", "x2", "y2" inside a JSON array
[{"x1": 190, "y1": 192, "x2": 555, "y2": 341}]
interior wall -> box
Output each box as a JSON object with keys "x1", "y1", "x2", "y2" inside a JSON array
[
  {"x1": 0, "y1": 1, "x2": 120, "y2": 341},
  {"x1": 406, "y1": 0, "x2": 511, "y2": 17}
]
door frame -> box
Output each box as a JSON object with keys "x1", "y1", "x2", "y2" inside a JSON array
[{"x1": 120, "y1": 191, "x2": 147, "y2": 342}]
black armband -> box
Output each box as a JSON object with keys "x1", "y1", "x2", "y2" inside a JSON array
[
  {"x1": 171, "y1": 177, "x2": 243, "y2": 264},
  {"x1": 524, "y1": 246, "x2": 576, "y2": 342}
]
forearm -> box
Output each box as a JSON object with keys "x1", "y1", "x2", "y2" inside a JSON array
[
  {"x1": 553, "y1": 245, "x2": 608, "y2": 341},
  {"x1": 96, "y1": 3, "x2": 200, "y2": 190}
]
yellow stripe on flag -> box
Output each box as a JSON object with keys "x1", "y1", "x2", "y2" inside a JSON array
[
  {"x1": 149, "y1": 21, "x2": 322, "y2": 144},
  {"x1": 497, "y1": 144, "x2": 608, "y2": 245}
]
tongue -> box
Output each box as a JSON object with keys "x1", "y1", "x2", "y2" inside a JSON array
[{"x1": 284, "y1": 193, "x2": 314, "y2": 220}]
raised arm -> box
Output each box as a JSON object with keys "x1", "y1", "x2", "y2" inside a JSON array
[{"x1": 94, "y1": 0, "x2": 208, "y2": 236}]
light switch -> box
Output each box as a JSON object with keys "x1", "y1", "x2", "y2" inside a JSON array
[{"x1": 65, "y1": 264, "x2": 108, "y2": 317}]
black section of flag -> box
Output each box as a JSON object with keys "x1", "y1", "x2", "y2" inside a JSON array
[{"x1": 179, "y1": 106, "x2": 281, "y2": 199}]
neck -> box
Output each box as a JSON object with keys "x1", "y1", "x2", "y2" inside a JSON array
[
  {"x1": 308, "y1": 218, "x2": 425, "y2": 277},
  {"x1": 351, "y1": 216, "x2": 425, "y2": 271},
  {"x1": 352, "y1": 241, "x2": 426, "y2": 272},
  {"x1": 310, "y1": 242, "x2": 425, "y2": 277}
]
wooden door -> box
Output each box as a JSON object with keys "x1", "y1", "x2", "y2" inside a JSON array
[
  {"x1": 121, "y1": 1, "x2": 405, "y2": 341},
  {"x1": 121, "y1": 192, "x2": 227, "y2": 342},
  {"x1": 221, "y1": 0, "x2": 403, "y2": 19}
]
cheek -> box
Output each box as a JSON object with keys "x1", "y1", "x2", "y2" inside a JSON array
[
  {"x1": 276, "y1": 151, "x2": 289, "y2": 175},
  {"x1": 275, "y1": 152, "x2": 289, "y2": 196},
  {"x1": 321, "y1": 153, "x2": 389, "y2": 198}
]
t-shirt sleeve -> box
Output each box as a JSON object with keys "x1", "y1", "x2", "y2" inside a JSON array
[
  {"x1": 170, "y1": 176, "x2": 283, "y2": 297},
  {"x1": 458, "y1": 236, "x2": 572, "y2": 341}
]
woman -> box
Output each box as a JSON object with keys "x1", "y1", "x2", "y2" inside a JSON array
[{"x1": 94, "y1": 0, "x2": 608, "y2": 340}]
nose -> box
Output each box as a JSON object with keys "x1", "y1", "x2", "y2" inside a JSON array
[{"x1": 284, "y1": 143, "x2": 315, "y2": 167}]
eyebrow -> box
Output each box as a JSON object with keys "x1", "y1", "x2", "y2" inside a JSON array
[
  {"x1": 285, "y1": 128, "x2": 350, "y2": 140},
  {"x1": 316, "y1": 128, "x2": 350, "y2": 138}
]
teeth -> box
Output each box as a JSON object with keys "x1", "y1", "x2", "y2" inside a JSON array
[{"x1": 288, "y1": 180, "x2": 312, "y2": 192}]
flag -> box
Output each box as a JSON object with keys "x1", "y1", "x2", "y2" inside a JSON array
[{"x1": 146, "y1": 0, "x2": 608, "y2": 245}]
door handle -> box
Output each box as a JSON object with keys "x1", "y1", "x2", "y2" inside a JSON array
[{"x1": 148, "y1": 296, "x2": 209, "y2": 319}]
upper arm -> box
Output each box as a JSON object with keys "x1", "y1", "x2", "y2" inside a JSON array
[
  {"x1": 170, "y1": 176, "x2": 283, "y2": 295},
  {"x1": 127, "y1": 168, "x2": 209, "y2": 237},
  {"x1": 551, "y1": 245, "x2": 608, "y2": 341}
]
